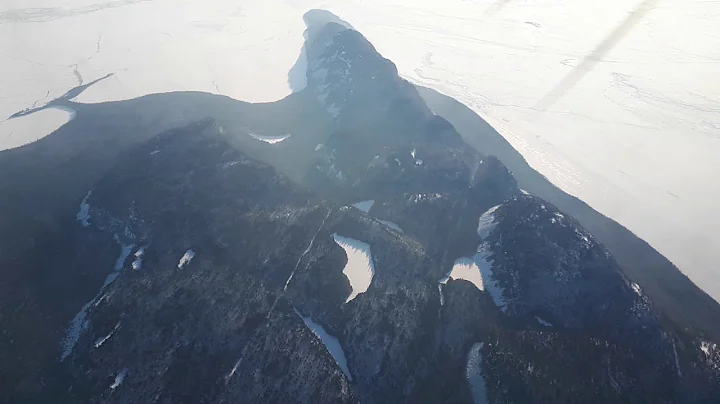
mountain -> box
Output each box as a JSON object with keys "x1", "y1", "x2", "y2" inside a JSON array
[{"x1": 0, "y1": 9, "x2": 719, "y2": 403}]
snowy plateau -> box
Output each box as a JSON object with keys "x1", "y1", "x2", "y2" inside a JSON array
[{"x1": 1, "y1": 0, "x2": 719, "y2": 302}]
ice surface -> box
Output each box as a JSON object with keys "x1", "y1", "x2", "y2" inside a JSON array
[
  {"x1": 351, "y1": 200, "x2": 375, "y2": 213},
  {"x1": 177, "y1": 249, "x2": 195, "y2": 269},
  {"x1": 296, "y1": 310, "x2": 353, "y2": 381},
  {"x1": 248, "y1": 133, "x2": 291, "y2": 144},
  {"x1": 332, "y1": 234, "x2": 375, "y2": 303},
  {"x1": 466, "y1": 342, "x2": 489, "y2": 404},
  {"x1": 0, "y1": 106, "x2": 75, "y2": 151}
]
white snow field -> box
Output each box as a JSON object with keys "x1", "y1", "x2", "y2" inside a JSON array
[
  {"x1": 332, "y1": 233, "x2": 375, "y2": 303},
  {"x1": 2, "y1": 0, "x2": 719, "y2": 301}
]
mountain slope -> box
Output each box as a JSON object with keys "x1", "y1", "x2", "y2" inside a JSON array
[{"x1": 0, "y1": 10, "x2": 719, "y2": 404}]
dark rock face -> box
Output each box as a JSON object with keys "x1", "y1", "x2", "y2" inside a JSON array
[{"x1": 1, "y1": 9, "x2": 719, "y2": 404}]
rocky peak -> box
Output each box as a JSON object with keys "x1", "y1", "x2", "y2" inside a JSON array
[{"x1": 304, "y1": 17, "x2": 431, "y2": 128}]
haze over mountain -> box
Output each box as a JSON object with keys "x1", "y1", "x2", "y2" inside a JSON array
[
  {"x1": 0, "y1": 9, "x2": 719, "y2": 403},
  {"x1": 2, "y1": 0, "x2": 719, "y2": 305}
]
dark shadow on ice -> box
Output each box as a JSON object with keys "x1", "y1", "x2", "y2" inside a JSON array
[
  {"x1": 536, "y1": 0, "x2": 659, "y2": 109},
  {"x1": 8, "y1": 73, "x2": 113, "y2": 120},
  {"x1": 415, "y1": 84, "x2": 720, "y2": 339},
  {"x1": 287, "y1": 9, "x2": 355, "y2": 92}
]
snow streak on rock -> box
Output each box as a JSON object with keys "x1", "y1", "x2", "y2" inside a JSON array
[
  {"x1": 477, "y1": 205, "x2": 501, "y2": 239},
  {"x1": 466, "y1": 342, "x2": 489, "y2": 404},
  {"x1": 110, "y1": 368, "x2": 128, "y2": 390},
  {"x1": 296, "y1": 309, "x2": 353, "y2": 381},
  {"x1": 94, "y1": 321, "x2": 121, "y2": 348},
  {"x1": 248, "y1": 133, "x2": 291, "y2": 144},
  {"x1": 76, "y1": 191, "x2": 92, "y2": 227},
  {"x1": 474, "y1": 248, "x2": 507, "y2": 311},
  {"x1": 332, "y1": 234, "x2": 375, "y2": 303}
]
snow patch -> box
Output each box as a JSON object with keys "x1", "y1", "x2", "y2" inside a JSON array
[
  {"x1": 178, "y1": 249, "x2": 195, "y2": 269},
  {"x1": 466, "y1": 342, "x2": 489, "y2": 404},
  {"x1": 700, "y1": 340, "x2": 716, "y2": 356},
  {"x1": 315, "y1": 143, "x2": 324, "y2": 151},
  {"x1": 415, "y1": 159, "x2": 424, "y2": 166},
  {"x1": 296, "y1": 310, "x2": 353, "y2": 381},
  {"x1": 477, "y1": 205, "x2": 501, "y2": 239},
  {"x1": 332, "y1": 234, "x2": 375, "y2": 303},
  {"x1": 249, "y1": 133, "x2": 291, "y2": 144},
  {"x1": 131, "y1": 247, "x2": 145, "y2": 270},
  {"x1": 110, "y1": 368, "x2": 128, "y2": 390},
  {"x1": 520, "y1": 189, "x2": 530, "y2": 195},
  {"x1": 535, "y1": 316, "x2": 552, "y2": 327},
  {"x1": 76, "y1": 191, "x2": 92, "y2": 227},
  {"x1": 351, "y1": 200, "x2": 375, "y2": 213},
  {"x1": 630, "y1": 282, "x2": 642, "y2": 296}
]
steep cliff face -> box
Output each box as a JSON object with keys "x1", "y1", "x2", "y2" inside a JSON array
[{"x1": 1, "y1": 10, "x2": 719, "y2": 404}]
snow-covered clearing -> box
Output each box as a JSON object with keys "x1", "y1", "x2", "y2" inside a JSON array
[
  {"x1": 3, "y1": 0, "x2": 719, "y2": 301},
  {"x1": 442, "y1": 250, "x2": 507, "y2": 310},
  {"x1": 351, "y1": 200, "x2": 375, "y2": 213},
  {"x1": 296, "y1": 309, "x2": 353, "y2": 381},
  {"x1": 445, "y1": 257, "x2": 486, "y2": 292},
  {"x1": 332, "y1": 233, "x2": 375, "y2": 303}
]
